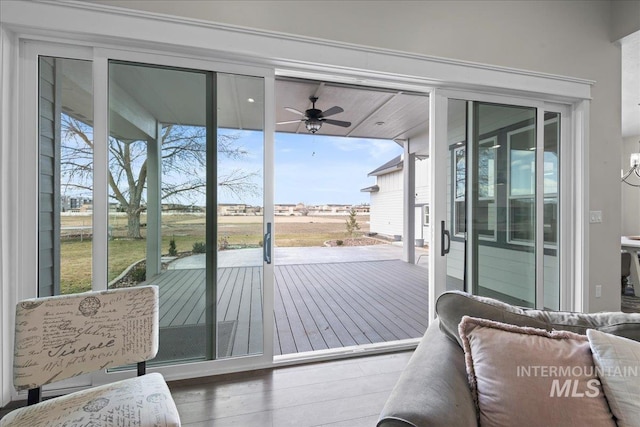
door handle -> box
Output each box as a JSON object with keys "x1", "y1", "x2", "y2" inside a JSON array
[
  {"x1": 441, "y1": 220, "x2": 451, "y2": 256},
  {"x1": 263, "y1": 222, "x2": 272, "y2": 264}
]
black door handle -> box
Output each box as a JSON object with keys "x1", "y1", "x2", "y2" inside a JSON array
[
  {"x1": 441, "y1": 220, "x2": 451, "y2": 256},
  {"x1": 263, "y1": 222, "x2": 272, "y2": 264}
]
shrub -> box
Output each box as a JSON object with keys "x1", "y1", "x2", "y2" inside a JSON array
[
  {"x1": 218, "y1": 236, "x2": 229, "y2": 250},
  {"x1": 345, "y1": 208, "x2": 360, "y2": 236},
  {"x1": 130, "y1": 264, "x2": 146, "y2": 283},
  {"x1": 336, "y1": 240, "x2": 344, "y2": 246},
  {"x1": 168, "y1": 237, "x2": 178, "y2": 256},
  {"x1": 192, "y1": 241, "x2": 206, "y2": 253}
]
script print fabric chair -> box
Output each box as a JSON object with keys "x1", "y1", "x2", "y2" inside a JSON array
[{"x1": 0, "y1": 285, "x2": 181, "y2": 427}]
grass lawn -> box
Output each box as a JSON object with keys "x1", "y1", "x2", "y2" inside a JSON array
[{"x1": 60, "y1": 213, "x2": 369, "y2": 294}]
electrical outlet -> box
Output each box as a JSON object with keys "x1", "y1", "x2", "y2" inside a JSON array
[
  {"x1": 589, "y1": 211, "x2": 602, "y2": 223},
  {"x1": 595, "y1": 285, "x2": 602, "y2": 298}
]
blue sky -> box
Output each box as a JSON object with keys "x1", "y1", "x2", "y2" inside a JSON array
[{"x1": 219, "y1": 129, "x2": 403, "y2": 206}]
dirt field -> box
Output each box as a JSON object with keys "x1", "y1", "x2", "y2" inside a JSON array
[{"x1": 62, "y1": 213, "x2": 370, "y2": 243}]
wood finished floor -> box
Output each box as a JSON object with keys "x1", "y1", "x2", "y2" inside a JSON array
[{"x1": 167, "y1": 351, "x2": 413, "y2": 427}]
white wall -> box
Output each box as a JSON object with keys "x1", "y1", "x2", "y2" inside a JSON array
[
  {"x1": 89, "y1": 0, "x2": 624, "y2": 311},
  {"x1": 370, "y1": 171, "x2": 403, "y2": 238},
  {"x1": 622, "y1": 136, "x2": 640, "y2": 235}
]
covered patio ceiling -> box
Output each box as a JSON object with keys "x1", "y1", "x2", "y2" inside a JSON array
[
  {"x1": 59, "y1": 62, "x2": 430, "y2": 143},
  {"x1": 275, "y1": 78, "x2": 429, "y2": 141}
]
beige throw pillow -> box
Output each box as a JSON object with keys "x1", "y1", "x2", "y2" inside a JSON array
[
  {"x1": 459, "y1": 316, "x2": 616, "y2": 427},
  {"x1": 587, "y1": 329, "x2": 640, "y2": 427}
]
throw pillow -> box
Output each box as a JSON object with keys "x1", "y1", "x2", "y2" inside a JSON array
[
  {"x1": 459, "y1": 316, "x2": 616, "y2": 427},
  {"x1": 587, "y1": 329, "x2": 640, "y2": 427},
  {"x1": 436, "y1": 291, "x2": 551, "y2": 346}
]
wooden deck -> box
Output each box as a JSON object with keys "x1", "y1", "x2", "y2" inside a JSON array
[{"x1": 150, "y1": 260, "x2": 429, "y2": 357}]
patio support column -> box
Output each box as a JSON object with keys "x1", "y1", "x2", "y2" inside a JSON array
[
  {"x1": 146, "y1": 122, "x2": 162, "y2": 280},
  {"x1": 403, "y1": 142, "x2": 416, "y2": 264}
]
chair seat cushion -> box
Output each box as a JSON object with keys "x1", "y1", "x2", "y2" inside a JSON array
[{"x1": 0, "y1": 373, "x2": 180, "y2": 427}]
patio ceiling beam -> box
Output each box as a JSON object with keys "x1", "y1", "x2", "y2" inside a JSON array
[{"x1": 109, "y1": 79, "x2": 157, "y2": 140}]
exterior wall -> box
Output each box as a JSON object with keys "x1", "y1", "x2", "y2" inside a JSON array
[
  {"x1": 415, "y1": 158, "x2": 430, "y2": 241},
  {"x1": 369, "y1": 158, "x2": 430, "y2": 239},
  {"x1": 370, "y1": 170, "x2": 403, "y2": 238},
  {"x1": 447, "y1": 242, "x2": 559, "y2": 310},
  {"x1": 38, "y1": 57, "x2": 58, "y2": 297}
]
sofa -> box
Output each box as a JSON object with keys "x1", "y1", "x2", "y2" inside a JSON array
[{"x1": 377, "y1": 291, "x2": 640, "y2": 427}]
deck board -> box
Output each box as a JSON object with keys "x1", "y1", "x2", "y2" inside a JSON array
[
  {"x1": 308, "y1": 263, "x2": 397, "y2": 342},
  {"x1": 150, "y1": 259, "x2": 429, "y2": 357},
  {"x1": 285, "y1": 265, "x2": 345, "y2": 350},
  {"x1": 293, "y1": 265, "x2": 359, "y2": 349}
]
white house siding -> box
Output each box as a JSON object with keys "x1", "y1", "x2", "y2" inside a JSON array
[
  {"x1": 446, "y1": 240, "x2": 465, "y2": 289},
  {"x1": 369, "y1": 157, "x2": 430, "y2": 240},
  {"x1": 370, "y1": 170, "x2": 403, "y2": 238},
  {"x1": 447, "y1": 242, "x2": 558, "y2": 309},
  {"x1": 414, "y1": 158, "x2": 430, "y2": 241}
]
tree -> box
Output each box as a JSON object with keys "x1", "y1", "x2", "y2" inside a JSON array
[
  {"x1": 61, "y1": 115, "x2": 260, "y2": 238},
  {"x1": 345, "y1": 208, "x2": 360, "y2": 236}
]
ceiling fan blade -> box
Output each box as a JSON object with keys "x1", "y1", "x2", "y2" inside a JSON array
[
  {"x1": 276, "y1": 119, "x2": 304, "y2": 125},
  {"x1": 319, "y1": 106, "x2": 344, "y2": 118},
  {"x1": 322, "y1": 119, "x2": 351, "y2": 128},
  {"x1": 284, "y1": 107, "x2": 306, "y2": 117}
]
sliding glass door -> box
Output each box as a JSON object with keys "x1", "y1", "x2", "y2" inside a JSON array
[
  {"x1": 435, "y1": 96, "x2": 561, "y2": 310},
  {"x1": 106, "y1": 62, "x2": 265, "y2": 364}
]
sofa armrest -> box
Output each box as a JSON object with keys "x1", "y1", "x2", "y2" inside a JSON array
[{"x1": 378, "y1": 319, "x2": 478, "y2": 427}]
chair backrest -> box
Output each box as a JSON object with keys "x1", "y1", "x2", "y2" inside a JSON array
[{"x1": 13, "y1": 285, "x2": 159, "y2": 391}]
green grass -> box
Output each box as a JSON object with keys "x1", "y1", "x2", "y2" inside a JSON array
[
  {"x1": 59, "y1": 215, "x2": 369, "y2": 294},
  {"x1": 60, "y1": 232, "x2": 260, "y2": 294}
]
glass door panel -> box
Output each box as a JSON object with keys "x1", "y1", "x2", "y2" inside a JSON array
[
  {"x1": 543, "y1": 113, "x2": 560, "y2": 310},
  {"x1": 445, "y1": 98, "x2": 467, "y2": 291},
  {"x1": 216, "y1": 73, "x2": 265, "y2": 358},
  {"x1": 107, "y1": 61, "x2": 213, "y2": 364},
  {"x1": 438, "y1": 98, "x2": 556, "y2": 308},
  {"x1": 472, "y1": 102, "x2": 536, "y2": 307},
  {"x1": 107, "y1": 62, "x2": 265, "y2": 365},
  {"x1": 38, "y1": 56, "x2": 94, "y2": 297}
]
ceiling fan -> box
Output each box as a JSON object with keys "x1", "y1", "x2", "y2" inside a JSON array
[{"x1": 277, "y1": 96, "x2": 351, "y2": 134}]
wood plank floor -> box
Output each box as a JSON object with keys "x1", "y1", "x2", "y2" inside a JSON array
[
  {"x1": 151, "y1": 260, "x2": 429, "y2": 356},
  {"x1": 167, "y1": 351, "x2": 413, "y2": 427}
]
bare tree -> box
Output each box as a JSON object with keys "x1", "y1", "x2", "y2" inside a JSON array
[{"x1": 61, "y1": 116, "x2": 260, "y2": 238}]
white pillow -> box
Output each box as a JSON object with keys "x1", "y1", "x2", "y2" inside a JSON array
[{"x1": 587, "y1": 329, "x2": 640, "y2": 427}]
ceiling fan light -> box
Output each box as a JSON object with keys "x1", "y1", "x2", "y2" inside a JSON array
[{"x1": 306, "y1": 120, "x2": 322, "y2": 133}]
